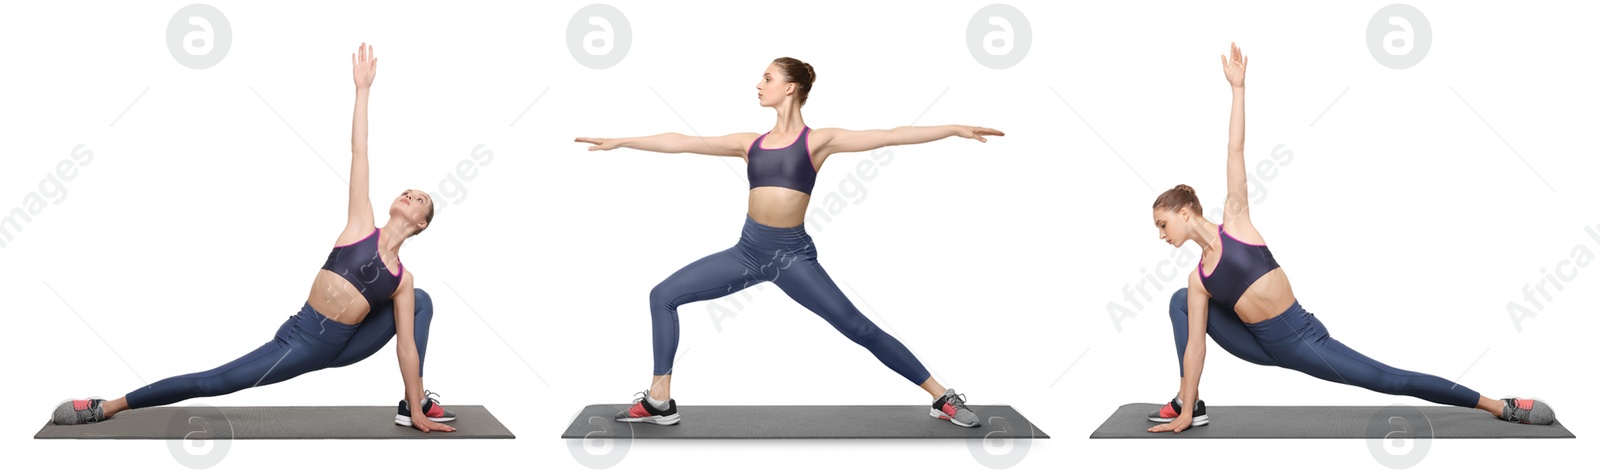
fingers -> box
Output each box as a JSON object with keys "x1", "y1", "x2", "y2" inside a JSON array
[
  {"x1": 413, "y1": 420, "x2": 456, "y2": 433},
  {"x1": 426, "y1": 421, "x2": 456, "y2": 432},
  {"x1": 576, "y1": 138, "x2": 614, "y2": 151},
  {"x1": 354, "y1": 43, "x2": 375, "y2": 65}
]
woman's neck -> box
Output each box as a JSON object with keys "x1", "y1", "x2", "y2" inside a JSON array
[
  {"x1": 1194, "y1": 219, "x2": 1221, "y2": 254},
  {"x1": 771, "y1": 103, "x2": 805, "y2": 135},
  {"x1": 379, "y1": 221, "x2": 410, "y2": 254}
]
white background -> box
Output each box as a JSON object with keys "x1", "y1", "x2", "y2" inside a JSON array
[{"x1": 2, "y1": 1, "x2": 1594, "y2": 473}]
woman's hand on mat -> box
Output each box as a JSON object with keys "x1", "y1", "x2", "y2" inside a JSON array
[
  {"x1": 411, "y1": 416, "x2": 456, "y2": 433},
  {"x1": 1221, "y1": 42, "x2": 1247, "y2": 89},
  {"x1": 953, "y1": 126, "x2": 1004, "y2": 143},
  {"x1": 1148, "y1": 414, "x2": 1193, "y2": 433},
  {"x1": 575, "y1": 137, "x2": 620, "y2": 151},
  {"x1": 352, "y1": 43, "x2": 377, "y2": 90}
]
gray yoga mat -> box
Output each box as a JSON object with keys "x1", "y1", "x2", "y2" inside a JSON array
[
  {"x1": 35, "y1": 405, "x2": 514, "y2": 439},
  {"x1": 1091, "y1": 403, "x2": 1575, "y2": 439},
  {"x1": 561, "y1": 405, "x2": 1048, "y2": 439}
]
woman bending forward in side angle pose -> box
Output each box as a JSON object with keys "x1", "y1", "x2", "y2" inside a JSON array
[
  {"x1": 577, "y1": 57, "x2": 1003, "y2": 427},
  {"x1": 52, "y1": 44, "x2": 458, "y2": 433},
  {"x1": 1146, "y1": 43, "x2": 1555, "y2": 433}
]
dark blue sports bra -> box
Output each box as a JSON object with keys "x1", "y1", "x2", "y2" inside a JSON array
[
  {"x1": 747, "y1": 126, "x2": 817, "y2": 195},
  {"x1": 1198, "y1": 224, "x2": 1280, "y2": 309},
  {"x1": 321, "y1": 227, "x2": 404, "y2": 307}
]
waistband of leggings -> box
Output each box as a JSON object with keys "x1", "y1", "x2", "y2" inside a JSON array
[
  {"x1": 1242, "y1": 300, "x2": 1311, "y2": 342},
  {"x1": 740, "y1": 214, "x2": 812, "y2": 243},
  {"x1": 742, "y1": 214, "x2": 806, "y2": 232},
  {"x1": 293, "y1": 302, "x2": 359, "y2": 341}
]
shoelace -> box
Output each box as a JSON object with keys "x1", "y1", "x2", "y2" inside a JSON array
[
  {"x1": 948, "y1": 392, "x2": 969, "y2": 410},
  {"x1": 1504, "y1": 399, "x2": 1526, "y2": 423},
  {"x1": 630, "y1": 390, "x2": 651, "y2": 405},
  {"x1": 423, "y1": 389, "x2": 443, "y2": 404},
  {"x1": 83, "y1": 400, "x2": 104, "y2": 422}
]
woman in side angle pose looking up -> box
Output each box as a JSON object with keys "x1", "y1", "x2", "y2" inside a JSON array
[
  {"x1": 52, "y1": 44, "x2": 458, "y2": 433},
  {"x1": 577, "y1": 57, "x2": 1003, "y2": 428},
  {"x1": 1147, "y1": 43, "x2": 1555, "y2": 433}
]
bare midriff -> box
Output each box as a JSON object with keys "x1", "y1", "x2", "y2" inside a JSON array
[{"x1": 746, "y1": 186, "x2": 811, "y2": 228}]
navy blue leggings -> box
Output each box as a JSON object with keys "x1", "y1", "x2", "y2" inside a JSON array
[
  {"x1": 649, "y1": 215, "x2": 932, "y2": 384},
  {"x1": 1167, "y1": 288, "x2": 1479, "y2": 408},
  {"x1": 125, "y1": 289, "x2": 433, "y2": 409}
]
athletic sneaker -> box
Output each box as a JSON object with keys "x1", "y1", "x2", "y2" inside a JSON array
[
  {"x1": 1147, "y1": 397, "x2": 1208, "y2": 426},
  {"x1": 52, "y1": 398, "x2": 107, "y2": 425},
  {"x1": 1499, "y1": 398, "x2": 1556, "y2": 425},
  {"x1": 931, "y1": 389, "x2": 980, "y2": 428},
  {"x1": 614, "y1": 390, "x2": 680, "y2": 425},
  {"x1": 395, "y1": 390, "x2": 457, "y2": 426}
]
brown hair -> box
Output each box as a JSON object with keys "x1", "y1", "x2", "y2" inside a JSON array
[
  {"x1": 1152, "y1": 184, "x2": 1202, "y2": 216},
  {"x1": 771, "y1": 57, "x2": 816, "y2": 106}
]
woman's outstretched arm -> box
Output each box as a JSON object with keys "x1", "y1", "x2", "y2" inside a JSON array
[
  {"x1": 1221, "y1": 43, "x2": 1251, "y2": 224},
  {"x1": 346, "y1": 43, "x2": 377, "y2": 234},
  {"x1": 576, "y1": 133, "x2": 759, "y2": 158},
  {"x1": 813, "y1": 125, "x2": 1003, "y2": 155}
]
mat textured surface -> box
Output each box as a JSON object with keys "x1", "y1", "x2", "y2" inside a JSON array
[
  {"x1": 562, "y1": 404, "x2": 1048, "y2": 439},
  {"x1": 1091, "y1": 403, "x2": 1575, "y2": 439},
  {"x1": 35, "y1": 405, "x2": 514, "y2": 439}
]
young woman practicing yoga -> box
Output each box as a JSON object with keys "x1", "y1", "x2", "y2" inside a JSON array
[
  {"x1": 576, "y1": 57, "x2": 1003, "y2": 427},
  {"x1": 1146, "y1": 43, "x2": 1554, "y2": 433},
  {"x1": 52, "y1": 44, "x2": 457, "y2": 433}
]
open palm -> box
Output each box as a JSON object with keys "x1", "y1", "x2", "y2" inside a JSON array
[
  {"x1": 1221, "y1": 42, "x2": 1247, "y2": 88},
  {"x1": 353, "y1": 43, "x2": 377, "y2": 89}
]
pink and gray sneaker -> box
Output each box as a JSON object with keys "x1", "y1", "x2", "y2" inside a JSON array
[
  {"x1": 52, "y1": 398, "x2": 108, "y2": 425},
  {"x1": 931, "y1": 389, "x2": 980, "y2": 428},
  {"x1": 614, "y1": 390, "x2": 680, "y2": 425},
  {"x1": 1499, "y1": 398, "x2": 1556, "y2": 425},
  {"x1": 395, "y1": 390, "x2": 457, "y2": 426},
  {"x1": 1147, "y1": 397, "x2": 1209, "y2": 426}
]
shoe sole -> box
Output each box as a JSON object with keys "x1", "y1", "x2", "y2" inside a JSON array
[
  {"x1": 1147, "y1": 414, "x2": 1209, "y2": 426},
  {"x1": 615, "y1": 414, "x2": 680, "y2": 425},
  {"x1": 394, "y1": 414, "x2": 459, "y2": 426},
  {"x1": 929, "y1": 408, "x2": 980, "y2": 428}
]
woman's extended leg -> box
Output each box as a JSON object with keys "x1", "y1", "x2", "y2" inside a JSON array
[
  {"x1": 768, "y1": 250, "x2": 932, "y2": 389},
  {"x1": 767, "y1": 246, "x2": 983, "y2": 427},
  {"x1": 117, "y1": 305, "x2": 356, "y2": 412},
  {"x1": 1247, "y1": 305, "x2": 1481, "y2": 408}
]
